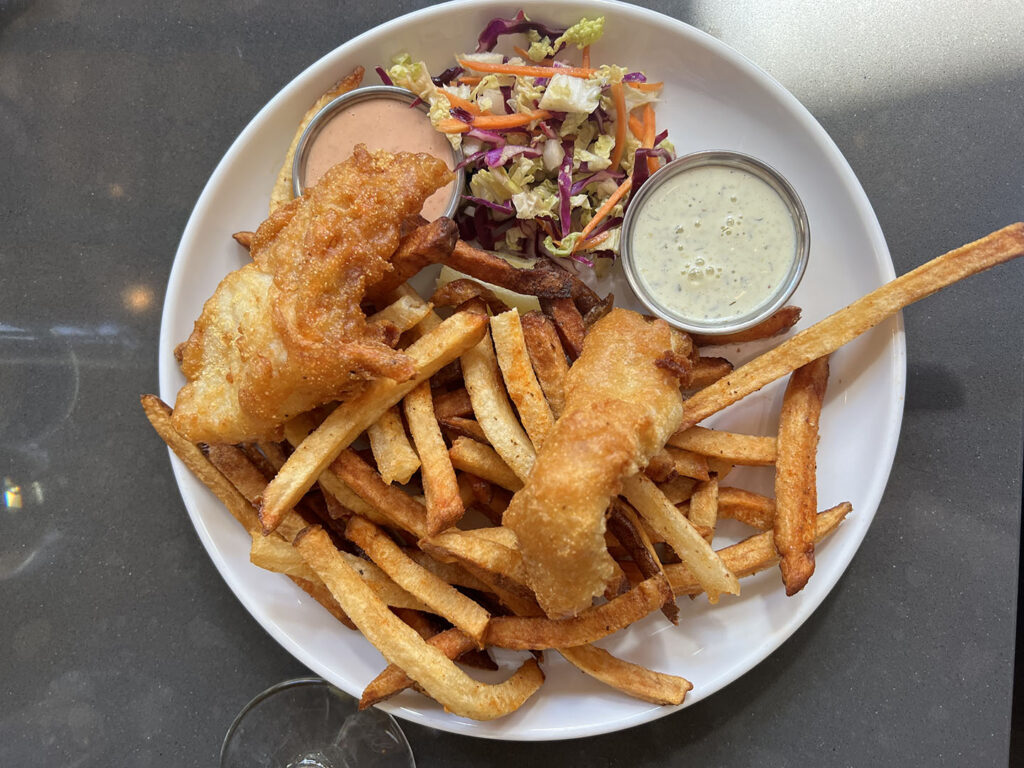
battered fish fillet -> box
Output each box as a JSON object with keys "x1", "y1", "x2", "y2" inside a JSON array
[
  {"x1": 172, "y1": 146, "x2": 453, "y2": 443},
  {"x1": 503, "y1": 309, "x2": 686, "y2": 618}
]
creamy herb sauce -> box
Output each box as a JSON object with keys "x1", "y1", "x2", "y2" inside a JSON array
[{"x1": 631, "y1": 165, "x2": 797, "y2": 323}]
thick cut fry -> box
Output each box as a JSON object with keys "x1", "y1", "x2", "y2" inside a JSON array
[
  {"x1": 270, "y1": 66, "x2": 365, "y2": 212},
  {"x1": 483, "y1": 576, "x2": 672, "y2": 650},
  {"x1": 687, "y1": 476, "x2": 720, "y2": 544},
  {"x1": 608, "y1": 500, "x2": 677, "y2": 624},
  {"x1": 715, "y1": 487, "x2": 776, "y2": 530},
  {"x1": 688, "y1": 357, "x2": 734, "y2": 389},
  {"x1": 205, "y1": 443, "x2": 272, "y2": 505},
  {"x1": 439, "y1": 416, "x2": 489, "y2": 444},
  {"x1": 367, "y1": 406, "x2": 420, "y2": 485},
  {"x1": 775, "y1": 355, "x2": 830, "y2": 595},
  {"x1": 259, "y1": 309, "x2": 487, "y2": 532},
  {"x1": 290, "y1": 576, "x2": 357, "y2": 629},
  {"x1": 559, "y1": 645, "x2": 692, "y2": 706},
  {"x1": 658, "y1": 475, "x2": 698, "y2": 505},
  {"x1": 330, "y1": 449, "x2": 430, "y2": 539},
  {"x1": 621, "y1": 473, "x2": 739, "y2": 603},
  {"x1": 366, "y1": 294, "x2": 434, "y2": 336},
  {"x1": 461, "y1": 324, "x2": 537, "y2": 481},
  {"x1": 691, "y1": 306, "x2": 802, "y2": 346},
  {"x1": 668, "y1": 426, "x2": 777, "y2": 466},
  {"x1": 403, "y1": 381, "x2": 464, "y2": 534},
  {"x1": 346, "y1": 517, "x2": 491, "y2": 644},
  {"x1": 643, "y1": 449, "x2": 677, "y2": 483},
  {"x1": 447, "y1": 240, "x2": 575, "y2": 299},
  {"x1": 674, "y1": 223, "x2": 1024, "y2": 431},
  {"x1": 294, "y1": 526, "x2": 544, "y2": 719},
  {"x1": 359, "y1": 627, "x2": 478, "y2": 709},
  {"x1": 519, "y1": 311, "x2": 570, "y2": 417},
  {"x1": 431, "y1": 278, "x2": 510, "y2": 314},
  {"x1": 249, "y1": 532, "x2": 431, "y2": 611},
  {"x1": 403, "y1": 549, "x2": 493, "y2": 593},
  {"x1": 540, "y1": 297, "x2": 586, "y2": 360},
  {"x1": 365, "y1": 217, "x2": 459, "y2": 304},
  {"x1": 433, "y1": 387, "x2": 473, "y2": 420},
  {"x1": 140, "y1": 395, "x2": 259, "y2": 533},
  {"x1": 666, "y1": 447, "x2": 711, "y2": 481},
  {"x1": 667, "y1": 503, "x2": 852, "y2": 595},
  {"x1": 490, "y1": 310, "x2": 556, "y2": 448},
  {"x1": 448, "y1": 437, "x2": 523, "y2": 491}
]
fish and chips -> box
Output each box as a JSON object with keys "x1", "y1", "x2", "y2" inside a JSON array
[{"x1": 145, "y1": 57, "x2": 1024, "y2": 721}]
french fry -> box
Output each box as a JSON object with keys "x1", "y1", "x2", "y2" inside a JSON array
[
  {"x1": 403, "y1": 381, "x2": 464, "y2": 534},
  {"x1": 367, "y1": 406, "x2": 420, "y2": 485},
  {"x1": 439, "y1": 416, "x2": 490, "y2": 444},
  {"x1": 330, "y1": 449, "x2": 430, "y2": 539},
  {"x1": 447, "y1": 240, "x2": 576, "y2": 299},
  {"x1": 140, "y1": 395, "x2": 259, "y2": 533},
  {"x1": 667, "y1": 503, "x2": 852, "y2": 596},
  {"x1": 232, "y1": 230, "x2": 254, "y2": 249},
  {"x1": 433, "y1": 387, "x2": 473, "y2": 420},
  {"x1": 294, "y1": 526, "x2": 544, "y2": 720},
  {"x1": 559, "y1": 645, "x2": 692, "y2": 706},
  {"x1": 643, "y1": 449, "x2": 677, "y2": 483},
  {"x1": 715, "y1": 487, "x2": 776, "y2": 530},
  {"x1": 290, "y1": 576, "x2": 357, "y2": 629},
  {"x1": 205, "y1": 443, "x2": 271, "y2": 505},
  {"x1": 269, "y1": 66, "x2": 364, "y2": 212},
  {"x1": 665, "y1": 447, "x2": 711, "y2": 481},
  {"x1": 775, "y1": 355, "x2": 830, "y2": 595},
  {"x1": 667, "y1": 426, "x2": 777, "y2": 466},
  {"x1": 461, "y1": 323, "x2": 537, "y2": 481},
  {"x1": 490, "y1": 309, "x2": 556, "y2": 448},
  {"x1": 403, "y1": 548, "x2": 493, "y2": 593},
  {"x1": 483, "y1": 575, "x2": 672, "y2": 650},
  {"x1": 688, "y1": 356, "x2": 734, "y2": 389},
  {"x1": 249, "y1": 531, "x2": 431, "y2": 611},
  {"x1": 608, "y1": 500, "x2": 677, "y2": 623},
  {"x1": 260, "y1": 309, "x2": 487, "y2": 533},
  {"x1": 540, "y1": 297, "x2": 586, "y2": 360},
  {"x1": 520, "y1": 311, "x2": 569, "y2": 417},
  {"x1": 432, "y1": 278, "x2": 510, "y2": 314},
  {"x1": 346, "y1": 517, "x2": 491, "y2": 644},
  {"x1": 365, "y1": 218, "x2": 459, "y2": 304},
  {"x1": 366, "y1": 293, "x2": 434, "y2": 336},
  {"x1": 687, "y1": 476, "x2": 720, "y2": 544},
  {"x1": 690, "y1": 305, "x2": 801, "y2": 346},
  {"x1": 359, "y1": 627, "x2": 478, "y2": 709},
  {"x1": 674, "y1": 223, "x2": 1024, "y2": 431},
  {"x1": 448, "y1": 437, "x2": 523, "y2": 491},
  {"x1": 658, "y1": 475, "x2": 698, "y2": 505},
  {"x1": 621, "y1": 473, "x2": 739, "y2": 603}
]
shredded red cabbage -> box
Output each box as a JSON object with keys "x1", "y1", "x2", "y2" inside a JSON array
[
  {"x1": 485, "y1": 144, "x2": 541, "y2": 168},
  {"x1": 587, "y1": 215, "x2": 623, "y2": 240},
  {"x1": 500, "y1": 85, "x2": 513, "y2": 114},
  {"x1": 450, "y1": 106, "x2": 475, "y2": 124},
  {"x1": 622, "y1": 72, "x2": 648, "y2": 83},
  {"x1": 475, "y1": 10, "x2": 567, "y2": 53},
  {"x1": 654, "y1": 129, "x2": 669, "y2": 145},
  {"x1": 557, "y1": 138, "x2": 575, "y2": 237},
  {"x1": 431, "y1": 66, "x2": 464, "y2": 87},
  {"x1": 462, "y1": 195, "x2": 515, "y2": 215},
  {"x1": 465, "y1": 127, "x2": 507, "y2": 145},
  {"x1": 626, "y1": 147, "x2": 675, "y2": 210},
  {"x1": 375, "y1": 67, "x2": 393, "y2": 85},
  {"x1": 569, "y1": 169, "x2": 626, "y2": 196}
]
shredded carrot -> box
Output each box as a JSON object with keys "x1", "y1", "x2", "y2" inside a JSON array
[
  {"x1": 512, "y1": 45, "x2": 553, "y2": 65},
  {"x1": 642, "y1": 104, "x2": 658, "y2": 173},
  {"x1": 628, "y1": 112, "x2": 645, "y2": 141},
  {"x1": 626, "y1": 80, "x2": 664, "y2": 92},
  {"x1": 581, "y1": 45, "x2": 591, "y2": 69},
  {"x1": 442, "y1": 90, "x2": 482, "y2": 115},
  {"x1": 609, "y1": 82, "x2": 628, "y2": 171},
  {"x1": 536, "y1": 218, "x2": 558, "y2": 240},
  {"x1": 458, "y1": 76, "x2": 483, "y2": 86},
  {"x1": 575, "y1": 177, "x2": 632, "y2": 248},
  {"x1": 437, "y1": 109, "x2": 553, "y2": 134},
  {"x1": 577, "y1": 229, "x2": 612, "y2": 251},
  {"x1": 458, "y1": 58, "x2": 595, "y2": 78}
]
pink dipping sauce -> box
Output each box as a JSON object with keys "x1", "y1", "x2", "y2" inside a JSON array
[{"x1": 302, "y1": 97, "x2": 458, "y2": 221}]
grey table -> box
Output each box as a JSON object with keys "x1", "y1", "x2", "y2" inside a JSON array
[{"x1": 2, "y1": 1, "x2": 1021, "y2": 765}]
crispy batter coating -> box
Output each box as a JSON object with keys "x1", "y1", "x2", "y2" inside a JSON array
[
  {"x1": 172, "y1": 146, "x2": 453, "y2": 443},
  {"x1": 503, "y1": 309, "x2": 685, "y2": 618}
]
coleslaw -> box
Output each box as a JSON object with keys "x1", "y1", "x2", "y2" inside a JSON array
[{"x1": 378, "y1": 10, "x2": 675, "y2": 267}]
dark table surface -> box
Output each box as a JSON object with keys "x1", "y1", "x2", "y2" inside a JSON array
[{"x1": 2, "y1": 1, "x2": 1022, "y2": 765}]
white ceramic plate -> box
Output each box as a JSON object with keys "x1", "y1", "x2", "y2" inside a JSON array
[{"x1": 159, "y1": 0, "x2": 904, "y2": 740}]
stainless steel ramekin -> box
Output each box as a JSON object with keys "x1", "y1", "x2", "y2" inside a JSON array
[
  {"x1": 291, "y1": 84, "x2": 464, "y2": 219},
  {"x1": 620, "y1": 150, "x2": 810, "y2": 336}
]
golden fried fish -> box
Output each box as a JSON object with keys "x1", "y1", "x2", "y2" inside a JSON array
[{"x1": 172, "y1": 146, "x2": 453, "y2": 443}]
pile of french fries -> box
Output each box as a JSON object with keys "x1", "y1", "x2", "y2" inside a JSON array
[{"x1": 144, "y1": 223, "x2": 1024, "y2": 720}]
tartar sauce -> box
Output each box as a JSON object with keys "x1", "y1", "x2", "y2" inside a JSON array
[
  {"x1": 302, "y1": 97, "x2": 457, "y2": 220},
  {"x1": 630, "y1": 164, "x2": 797, "y2": 323}
]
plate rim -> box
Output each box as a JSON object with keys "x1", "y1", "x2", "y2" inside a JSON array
[{"x1": 158, "y1": 0, "x2": 906, "y2": 741}]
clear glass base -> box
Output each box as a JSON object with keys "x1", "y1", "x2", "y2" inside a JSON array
[{"x1": 220, "y1": 678, "x2": 415, "y2": 768}]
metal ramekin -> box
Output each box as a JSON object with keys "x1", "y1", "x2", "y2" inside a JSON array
[
  {"x1": 291, "y1": 84, "x2": 464, "y2": 219},
  {"x1": 620, "y1": 150, "x2": 810, "y2": 336}
]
